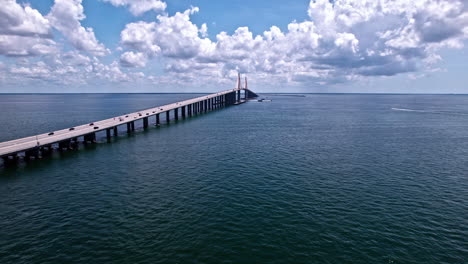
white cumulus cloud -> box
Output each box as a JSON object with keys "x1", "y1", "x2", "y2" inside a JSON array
[
  {"x1": 47, "y1": 0, "x2": 109, "y2": 56},
  {"x1": 102, "y1": 0, "x2": 166, "y2": 16},
  {"x1": 120, "y1": 51, "x2": 147, "y2": 67},
  {"x1": 2, "y1": 0, "x2": 468, "y2": 90}
]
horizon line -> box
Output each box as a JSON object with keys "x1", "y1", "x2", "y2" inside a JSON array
[{"x1": 1, "y1": 92, "x2": 468, "y2": 95}]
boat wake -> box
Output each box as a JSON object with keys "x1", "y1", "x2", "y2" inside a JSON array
[
  {"x1": 391, "y1": 108, "x2": 423, "y2": 112},
  {"x1": 391, "y1": 108, "x2": 468, "y2": 116}
]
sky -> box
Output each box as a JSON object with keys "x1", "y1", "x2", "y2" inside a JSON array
[{"x1": 0, "y1": 0, "x2": 467, "y2": 93}]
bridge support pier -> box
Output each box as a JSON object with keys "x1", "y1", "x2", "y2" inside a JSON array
[
  {"x1": 84, "y1": 133, "x2": 96, "y2": 144},
  {"x1": 166, "y1": 111, "x2": 170, "y2": 123},
  {"x1": 131, "y1": 121, "x2": 135, "y2": 131},
  {"x1": 175, "y1": 108, "x2": 179, "y2": 121},
  {"x1": 70, "y1": 138, "x2": 78, "y2": 149},
  {"x1": 25, "y1": 148, "x2": 39, "y2": 160},
  {"x1": 156, "y1": 114, "x2": 160, "y2": 126},
  {"x1": 2, "y1": 156, "x2": 18, "y2": 167},
  {"x1": 143, "y1": 117, "x2": 149, "y2": 129},
  {"x1": 113, "y1": 126, "x2": 118, "y2": 136},
  {"x1": 41, "y1": 145, "x2": 53, "y2": 156},
  {"x1": 59, "y1": 140, "x2": 71, "y2": 151},
  {"x1": 106, "y1": 128, "x2": 112, "y2": 140},
  {"x1": 182, "y1": 106, "x2": 186, "y2": 118},
  {"x1": 188, "y1": 105, "x2": 192, "y2": 117},
  {"x1": 127, "y1": 123, "x2": 131, "y2": 133}
]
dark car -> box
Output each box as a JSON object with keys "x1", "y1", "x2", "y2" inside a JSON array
[
  {"x1": 89, "y1": 123, "x2": 94, "y2": 126},
  {"x1": 48, "y1": 132, "x2": 54, "y2": 136},
  {"x1": 146, "y1": 113, "x2": 149, "y2": 116},
  {"x1": 125, "y1": 115, "x2": 129, "y2": 117},
  {"x1": 69, "y1": 127, "x2": 75, "y2": 131},
  {"x1": 138, "y1": 113, "x2": 142, "y2": 116},
  {"x1": 94, "y1": 126, "x2": 99, "y2": 130}
]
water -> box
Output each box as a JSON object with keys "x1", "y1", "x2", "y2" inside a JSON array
[{"x1": 0, "y1": 94, "x2": 467, "y2": 263}]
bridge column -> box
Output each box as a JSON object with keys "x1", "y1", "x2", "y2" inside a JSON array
[
  {"x1": 127, "y1": 123, "x2": 131, "y2": 133},
  {"x1": 188, "y1": 105, "x2": 192, "y2": 117},
  {"x1": 182, "y1": 106, "x2": 186, "y2": 118},
  {"x1": 204, "y1": 100, "x2": 208, "y2": 112},
  {"x1": 106, "y1": 128, "x2": 112, "y2": 140},
  {"x1": 70, "y1": 138, "x2": 78, "y2": 149},
  {"x1": 41, "y1": 145, "x2": 53, "y2": 156},
  {"x1": 2, "y1": 156, "x2": 18, "y2": 167},
  {"x1": 143, "y1": 117, "x2": 149, "y2": 129},
  {"x1": 25, "y1": 148, "x2": 40, "y2": 160},
  {"x1": 166, "y1": 111, "x2": 170, "y2": 123},
  {"x1": 131, "y1": 121, "x2": 135, "y2": 131},
  {"x1": 84, "y1": 133, "x2": 96, "y2": 144},
  {"x1": 59, "y1": 140, "x2": 71, "y2": 150},
  {"x1": 113, "y1": 126, "x2": 118, "y2": 136},
  {"x1": 156, "y1": 113, "x2": 160, "y2": 125},
  {"x1": 175, "y1": 108, "x2": 179, "y2": 120},
  {"x1": 200, "y1": 101, "x2": 204, "y2": 112}
]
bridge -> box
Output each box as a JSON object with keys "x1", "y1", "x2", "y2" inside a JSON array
[{"x1": 1, "y1": 75, "x2": 258, "y2": 166}]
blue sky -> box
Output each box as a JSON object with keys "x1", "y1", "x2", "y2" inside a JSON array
[{"x1": 1, "y1": 0, "x2": 467, "y2": 93}]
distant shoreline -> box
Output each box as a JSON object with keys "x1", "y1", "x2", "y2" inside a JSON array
[{"x1": 1, "y1": 93, "x2": 468, "y2": 95}]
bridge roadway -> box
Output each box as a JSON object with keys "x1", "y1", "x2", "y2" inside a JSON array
[{"x1": 0, "y1": 87, "x2": 256, "y2": 159}]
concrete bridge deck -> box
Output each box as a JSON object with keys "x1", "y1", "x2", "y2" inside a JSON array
[{"x1": 0, "y1": 87, "x2": 258, "y2": 162}]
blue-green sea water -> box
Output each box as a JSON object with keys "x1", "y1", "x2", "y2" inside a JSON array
[{"x1": 0, "y1": 94, "x2": 467, "y2": 263}]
